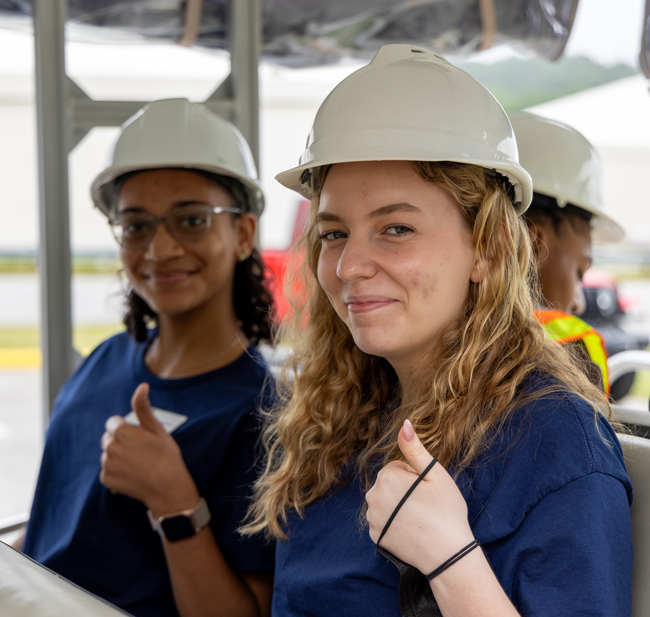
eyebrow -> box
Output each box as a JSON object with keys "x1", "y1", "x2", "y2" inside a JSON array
[
  {"x1": 368, "y1": 203, "x2": 422, "y2": 219},
  {"x1": 315, "y1": 203, "x2": 422, "y2": 225},
  {"x1": 118, "y1": 200, "x2": 214, "y2": 214}
]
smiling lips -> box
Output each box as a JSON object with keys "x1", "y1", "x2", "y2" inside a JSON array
[
  {"x1": 345, "y1": 295, "x2": 397, "y2": 314},
  {"x1": 145, "y1": 270, "x2": 194, "y2": 285}
]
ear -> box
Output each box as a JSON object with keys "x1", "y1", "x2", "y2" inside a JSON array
[{"x1": 235, "y1": 213, "x2": 257, "y2": 260}]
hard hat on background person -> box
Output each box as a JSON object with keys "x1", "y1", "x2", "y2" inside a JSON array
[
  {"x1": 510, "y1": 112, "x2": 624, "y2": 243},
  {"x1": 276, "y1": 44, "x2": 533, "y2": 214},
  {"x1": 91, "y1": 98, "x2": 264, "y2": 217}
]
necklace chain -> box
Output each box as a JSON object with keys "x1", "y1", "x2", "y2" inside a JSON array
[{"x1": 148, "y1": 332, "x2": 244, "y2": 377}]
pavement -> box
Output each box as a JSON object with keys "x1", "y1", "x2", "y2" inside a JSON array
[
  {"x1": 0, "y1": 369, "x2": 42, "y2": 526},
  {"x1": 0, "y1": 273, "x2": 124, "y2": 326},
  {"x1": 0, "y1": 274, "x2": 122, "y2": 529}
]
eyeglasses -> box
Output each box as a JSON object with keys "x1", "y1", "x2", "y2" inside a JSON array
[{"x1": 109, "y1": 205, "x2": 242, "y2": 251}]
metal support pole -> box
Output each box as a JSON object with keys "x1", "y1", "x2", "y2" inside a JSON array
[
  {"x1": 71, "y1": 96, "x2": 234, "y2": 133},
  {"x1": 208, "y1": 0, "x2": 260, "y2": 168},
  {"x1": 230, "y1": 0, "x2": 260, "y2": 167},
  {"x1": 33, "y1": 0, "x2": 76, "y2": 419},
  {"x1": 30, "y1": 0, "x2": 261, "y2": 423}
]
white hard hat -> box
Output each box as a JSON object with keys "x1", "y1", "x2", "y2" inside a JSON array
[
  {"x1": 510, "y1": 112, "x2": 623, "y2": 243},
  {"x1": 91, "y1": 98, "x2": 264, "y2": 216},
  {"x1": 276, "y1": 44, "x2": 533, "y2": 213}
]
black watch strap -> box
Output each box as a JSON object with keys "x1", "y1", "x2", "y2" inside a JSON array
[{"x1": 147, "y1": 498, "x2": 211, "y2": 542}]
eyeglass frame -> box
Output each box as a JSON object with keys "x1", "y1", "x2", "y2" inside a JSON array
[{"x1": 108, "y1": 204, "x2": 243, "y2": 251}]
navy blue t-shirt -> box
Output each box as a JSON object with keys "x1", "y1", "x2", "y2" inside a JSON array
[
  {"x1": 273, "y1": 374, "x2": 633, "y2": 616},
  {"x1": 24, "y1": 331, "x2": 274, "y2": 617}
]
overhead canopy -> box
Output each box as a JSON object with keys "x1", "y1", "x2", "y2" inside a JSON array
[{"x1": 0, "y1": 0, "x2": 580, "y2": 66}]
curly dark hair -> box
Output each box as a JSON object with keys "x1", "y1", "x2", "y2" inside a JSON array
[{"x1": 118, "y1": 169, "x2": 274, "y2": 344}]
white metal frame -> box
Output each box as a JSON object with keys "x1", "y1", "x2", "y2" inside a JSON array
[
  {"x1": 609, "y1": 351, "x2": 650, "y2": 427},
  {"x1": 31, "y1": 0, "x2": 260, "y2": 418}
]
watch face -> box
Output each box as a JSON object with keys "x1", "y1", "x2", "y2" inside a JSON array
[{"x1": 160, "y1": 515, "x2": 196, "y2": 542}]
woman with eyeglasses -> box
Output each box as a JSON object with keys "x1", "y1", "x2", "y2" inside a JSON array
[
  {"x1": 245, "y1": 46, "x2": 632, "y2": 616},
  {"x1": 19, "y1": 99, "x2": 275, "y2": 617}
]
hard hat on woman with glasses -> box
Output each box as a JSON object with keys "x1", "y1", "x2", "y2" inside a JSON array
[
  {"x1": 244, "y1": 45, "x2": 632, "y2": 617},
  {"x1": 20, "y1": 99, "x2": 275, "y2": 617}
]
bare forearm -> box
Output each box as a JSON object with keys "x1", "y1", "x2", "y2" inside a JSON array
[
  {"x1": 430, "y1": 549, "x2": 520, "y2": 617},
  {"x1": 162, "y1": 528, "x2": 262, "y2": 617},
  {"x1": 100, "y1": 396, "x2": 270, "y2": 616}
]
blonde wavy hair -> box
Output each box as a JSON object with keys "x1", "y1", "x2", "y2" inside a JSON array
[{"x1": 245, "y1": 161, "x2": 610, "y2": 540}]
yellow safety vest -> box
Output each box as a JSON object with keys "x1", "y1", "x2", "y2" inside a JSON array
[{"x1": 534, "y1": 309, "x2": 610, "y2": 395}]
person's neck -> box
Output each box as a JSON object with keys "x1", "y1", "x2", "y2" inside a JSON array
[
  {"x1": 146, "y1": 303, "x2": 247, "y2": 379},
  {"x1": 390, "y1": 359, "x2": 417, "y2": 405},
  {"x1": 389, "y1": 341, "x2": 442, "y2": 405}
]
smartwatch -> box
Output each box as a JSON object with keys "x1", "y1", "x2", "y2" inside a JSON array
[{"x1": 147, "y1": 498, "x2": 211, "y2": 542}]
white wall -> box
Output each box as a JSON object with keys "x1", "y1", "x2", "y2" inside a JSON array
[
  {"x1": 0, "y1": 103, "x2": 39, "y2": 252},
  {"x1": 5, "y1": 24, "x2": 647, "y2": 256},
  {"x1": 0, "y1": 28, "x2": 362, "y2": 253}
]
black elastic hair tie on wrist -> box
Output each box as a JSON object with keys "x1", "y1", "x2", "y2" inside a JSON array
[
  {"x1": 376, "y1": 457, "x2": 438, "y2": 548},
  {"x1": 425, "y1": 539, "x2": 481, "y2": 581}
]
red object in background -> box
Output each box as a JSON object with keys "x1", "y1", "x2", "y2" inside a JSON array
[
  {"x1": 261, "y1": 199, "x2": 311, "y2": 323},
  {"x1": 262, "y1": 248, "x2": 290, "y2": 321},
  {"x1": 582, "y1": 269, "x2": 617, "y2": 291}
]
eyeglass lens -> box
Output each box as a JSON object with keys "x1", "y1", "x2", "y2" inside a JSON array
[{"x1": 111, "y1": 207, "x2": 217, "y2": 250}]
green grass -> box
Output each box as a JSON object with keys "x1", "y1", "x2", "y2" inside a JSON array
[
  {"x1": 0, "y1": 255, "x2": 120, "y2": 275},
  {"x1": 0, "y1": 325, "x2": 125, "y2": 353}
]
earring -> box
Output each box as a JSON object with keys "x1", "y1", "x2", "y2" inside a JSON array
[{"x1": 239, "y1": 253, "x2": 248, "y2": 262}]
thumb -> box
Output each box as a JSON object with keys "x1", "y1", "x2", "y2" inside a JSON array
[
  {"x1": 131, "y1": 383, "x2": 164, "y2": 435},
  {"x1": 398, "y1": 419, "x2": 435, "y2": 475}
]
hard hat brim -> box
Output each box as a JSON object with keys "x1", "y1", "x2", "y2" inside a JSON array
[
  {"x1": 566, "y1": 201, "x2": 624, "y2": 243},
  {"x1": 276, "y1": 155, "x2": 533, "y2": 215},
  {"x1": 591, "y1": 210, "x2": 625, "y2": 243},
  {"x1": 530, "y1": 184, "x2": 625, "y2": 244}
]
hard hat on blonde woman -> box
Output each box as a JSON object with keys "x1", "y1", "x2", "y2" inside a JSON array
[
  {"x1": 510, "y1": 112, "x2": 623, "y2": 243},
  {"x1": 276, "y1": 44, "x2": 533, "y2": 213},
  {"x1": 91, "y1": 98, "x2": 264, "y2": 217}
]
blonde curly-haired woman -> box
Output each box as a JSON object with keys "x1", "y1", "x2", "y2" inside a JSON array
[{"x1": 245, "y1": 45, "x2": 632, "y2": 616}]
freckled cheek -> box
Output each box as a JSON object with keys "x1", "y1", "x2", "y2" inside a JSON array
[
  {"x1": 417, "y1": 273, "x2": 437, "y2": 301},
  {"x1": 401, "y1": 255, "x2": 433, "y2": 293},
  {"x1": 400, "y1": 260, "x2": 435, "y2": 300}
]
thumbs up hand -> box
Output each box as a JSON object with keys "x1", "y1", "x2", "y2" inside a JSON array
[
  {"x1": 131, "y1": 382, "x2": 168, "y2": 435},
  {"x1": 366, "y1": 420, "x2": 475, "y2": 575},
  {"x1": 100, "y1": 383, "x2": 199, "y2": 517}
]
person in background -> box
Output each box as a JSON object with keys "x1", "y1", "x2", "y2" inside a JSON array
[
  {"x1": 510, "y1": 112, "x2": 625, "y2": 395},
  {"x1": 17, "y1": 99, "x2": 275, "y2": 617},
  {"x1": 244, "y1": 45, "x2": 632, "y2": 616}
]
